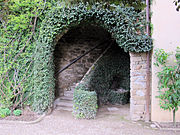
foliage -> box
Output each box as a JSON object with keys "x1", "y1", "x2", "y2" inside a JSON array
[
  {"x1": 0, "y1": 0, "x2": 53, "y2": 111},
  {"x1": 176, "y1": 47, "x2": 180, "y2": 63},
  {"x1": 13, "y1": 109, "x2": 22, "y2": 116},
  {"x1": 174, "y1": 0, "x2": 180, "y2": 11},
  {"x1": 59, "y1": 0, "x2": 146, "y2": 11},
  {"x1": 0, "y1": 107, "x2": 11, "y2": 118},
  {"x1": 0, "y1": 0, "x2": 51, "y2": 32},
  {"x1": 0, "y1": 1, "x2": 152, "y2": 113},
  {"x1": 108, "y1": 89, "x2": 130, "y2": 105},
  {"x1": 73, "y1": 87, "x2": 98, "y2": 119},
  {"x1": 77, "y1": 44, "x2": 130, "y2": 105},
  {"x1": 33, "y1": 2, "x2": 152, "y2": 112},
  {"x1": 154, "y1": 49, "x2": 171, "y2": 67},
  {"x1": 154, "y1": 47, "x2": 180, "y2": 126}
]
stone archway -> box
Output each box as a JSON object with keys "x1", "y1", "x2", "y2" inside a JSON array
[{"x1": 32, "y1": 3, "x2": 152, "y2": 121}]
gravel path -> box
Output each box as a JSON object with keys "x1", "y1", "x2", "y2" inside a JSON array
[{"x1": 0, "y1": 105, "x2": 179, "y2": 135}]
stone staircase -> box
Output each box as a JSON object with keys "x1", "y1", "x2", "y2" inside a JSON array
[
  {"x1": 53, "y1": 87, "x2": 74, "y2": 112},
  {"x1": 53, "y1": 45, "x2": 111, "y2": 112}
]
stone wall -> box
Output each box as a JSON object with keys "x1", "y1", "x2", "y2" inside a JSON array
[
  {"x1": 54, "y1": 25, "x2": 110, "y2": 97},
  {"x1": 130, "y1": 52, "x2": 149, "y2": 121}
]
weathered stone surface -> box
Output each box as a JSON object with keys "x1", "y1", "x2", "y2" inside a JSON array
[
  {"x1": 130, "y1": 52, "x2": 151, "y2": 121},
  {"x1": 136, "y1": 90, "x2": 145, "y2": 97}
]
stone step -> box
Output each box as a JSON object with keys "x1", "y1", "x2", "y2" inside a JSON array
[
  {"x1": 60, "y1": 96, "x2": 73, "y2": 101},
  {"x1": 56, "y1": 106, "x2": 72, "y2": 112},
  {"x1": 56, "y1": 100, "x2": 73, "y2": 108},
  {"x1": 64, "y1": 93, "x2": 73, "y2": 98},
  {"x1": 65, "y1": 90, "x2": 74, "y2": 94},
  {"x1": 54, "y1": 88, "x2": 76, "y2": 112}
]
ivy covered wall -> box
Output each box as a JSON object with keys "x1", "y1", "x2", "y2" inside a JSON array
[{"x1": 33, "y1": 3, "x2": 152, "y2": 112}]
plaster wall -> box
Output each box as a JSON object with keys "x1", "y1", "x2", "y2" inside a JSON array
[{"x1": 151, "y1": 0, "x2": 180, "y2": 122}]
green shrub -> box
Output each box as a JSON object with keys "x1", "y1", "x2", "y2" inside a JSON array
[
  {"x1": 154, "y1": 47, "x2": 180, "y2": 127},
  {"x1": 73, "y1": 88, "x2": 98, "y2": 119},
  {"x1": 0, "y1": 108, "x2": 11, "y2": 118},
  {"x1": 13, "y1": 109, "x2": 22, "y2": 116},
  {"x1": 108, "y1": 89, "x2": 130, "y2": 105}
]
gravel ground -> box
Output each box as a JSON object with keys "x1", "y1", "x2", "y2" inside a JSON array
[{"x1": 0, "y1": 104, "x2": 179, "y2": 135}]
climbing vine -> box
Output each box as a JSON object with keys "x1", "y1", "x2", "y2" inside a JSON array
[
  {"x1": 59, "y1": 0, "x2": 146, "y2": 11},
  {"x1": 33, "y1": 3, "x2": 152, "y2": 112},
  {"x1": 0, "y1": 0, "x2": 52, "y2": 112}
]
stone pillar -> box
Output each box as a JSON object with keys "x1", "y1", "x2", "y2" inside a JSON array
[{"x1": 130, "y1": 52, "x2": 148, "y2": 121}]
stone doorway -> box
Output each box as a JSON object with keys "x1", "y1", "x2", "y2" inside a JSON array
[{"x1": 53, "y1": 25, "x2": 148, "y2": 121}]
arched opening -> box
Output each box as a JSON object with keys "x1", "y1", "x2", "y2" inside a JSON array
[
  {"x1": 54, "y1": 25, "x2": 111, "y2": 98},
  {"x1": 33, "y1": 3, "x2": 152, "y2": 120},
  {"x1": 53, "y1": 24, "x2": 130, "y2": 114}
]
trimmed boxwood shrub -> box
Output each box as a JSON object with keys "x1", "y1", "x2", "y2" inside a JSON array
[
  {"x1": 73, "y1": 87, "x2": 98, "y2": 119},
  {"x1": 107, "y1": 89, "x2": 130, "y2": 105}
]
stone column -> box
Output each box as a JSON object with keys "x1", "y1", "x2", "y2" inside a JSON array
[{"x1": 130, "y1": 52, "x2": 148, "y2": 121}]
